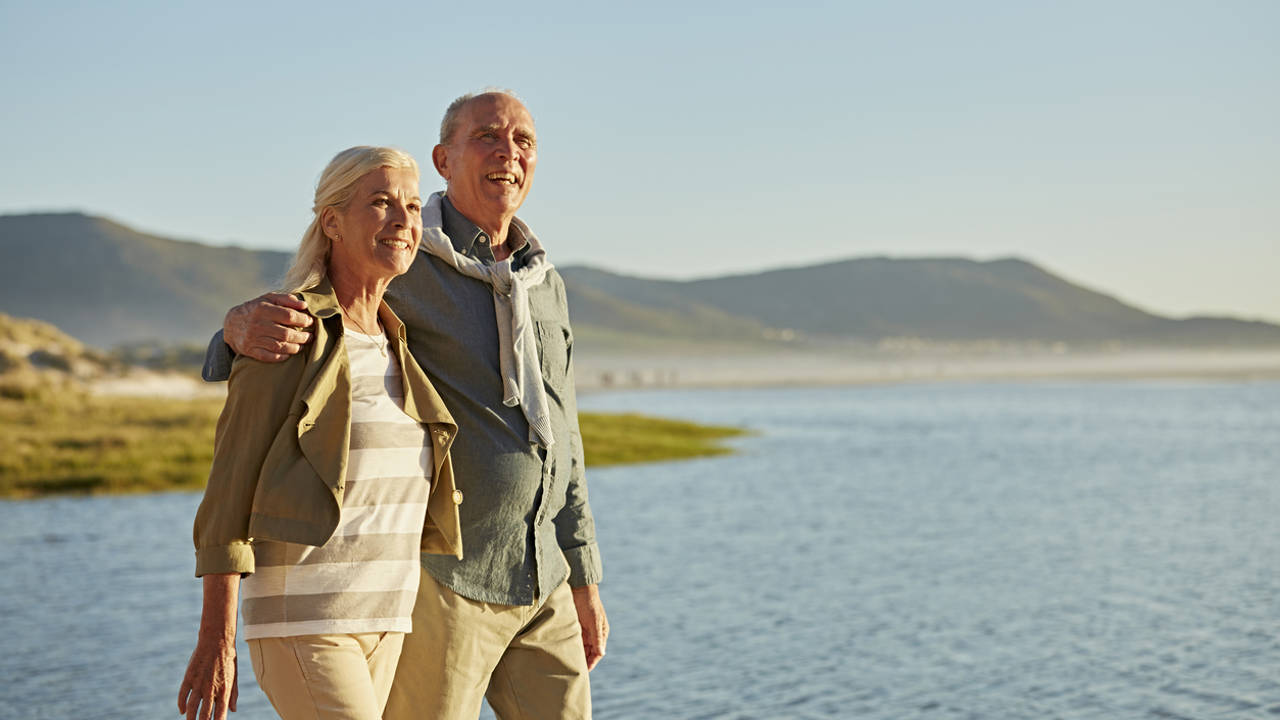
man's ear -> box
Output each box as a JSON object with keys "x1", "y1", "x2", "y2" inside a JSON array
[{"x1": 432, "y1": 144, "x2": 450, "y2": 180}]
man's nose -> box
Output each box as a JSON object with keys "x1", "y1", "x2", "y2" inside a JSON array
[{"x1": 495, "y1": 135, "x2": 520, "y2": 160}]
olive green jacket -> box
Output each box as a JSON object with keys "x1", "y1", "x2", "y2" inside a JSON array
[{"x1": 193, "y1": 279, "x2": 462, "y2": 577}]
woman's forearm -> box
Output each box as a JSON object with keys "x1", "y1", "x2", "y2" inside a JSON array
[
  {"x1": 199, "y1": 573, "x2": 241, "y2": 643},
  {"x1": 179, "y1": 573, "x2": 242, "y2": 718}
]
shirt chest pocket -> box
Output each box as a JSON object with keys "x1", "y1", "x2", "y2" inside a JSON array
[{"x1": 535, "y1": 320, "x2": 572, "y2": 393}]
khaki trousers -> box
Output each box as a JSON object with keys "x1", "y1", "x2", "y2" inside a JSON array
[
  {"x1": 384, "y1": 570, "x2": 592, "y2": 720},
  {"x1": 247, "y1": 631, "x2": 404, "y2": 720}
]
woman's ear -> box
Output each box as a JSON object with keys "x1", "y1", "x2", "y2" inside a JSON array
[{"x1": 320, "y1": 206, "x2": 341, "y2": 242}]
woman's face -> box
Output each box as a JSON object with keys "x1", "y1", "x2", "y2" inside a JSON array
[{"x1": 326, "y1": 166, "x2": 422, "y2": 283}]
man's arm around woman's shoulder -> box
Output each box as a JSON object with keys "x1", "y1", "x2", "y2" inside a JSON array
[{"x1": 203, "y1": 292, "x2": 316, "y2": 381}]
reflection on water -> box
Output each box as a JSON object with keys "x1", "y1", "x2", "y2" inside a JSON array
[{"x1": 3, "y1": 381, "x2": 1279, "y2": 719}]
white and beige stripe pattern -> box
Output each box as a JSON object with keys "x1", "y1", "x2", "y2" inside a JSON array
[{"x1": 241, "y1": 330, "x2": 433, "y2": 640}]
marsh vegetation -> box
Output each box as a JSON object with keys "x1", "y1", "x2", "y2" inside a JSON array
[{"x1": 0, "y1": 386, "x2": 744, "y2": 499}]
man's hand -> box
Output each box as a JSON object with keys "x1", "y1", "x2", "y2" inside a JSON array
[
  {"x1": 571, "y1": 584, "x2": 609, "y2": 671},
  {"x1": 224, "y1": 293, "x2": 314, "y2": 362}
]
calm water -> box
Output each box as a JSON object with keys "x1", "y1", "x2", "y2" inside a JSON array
[{"x1": 3, "y1": 381, "x2": 1279, "y2": 719}]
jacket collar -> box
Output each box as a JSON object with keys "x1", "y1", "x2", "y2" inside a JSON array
[
  {"x1": 297, "y1": 277, "x2": 407, "y2": 343},
  {"x1": 298, "y1": 276, "x2": 450, "y2": 428},
  {"x1": 298, "y1": 277, "x2": 341, "y2": 319}
]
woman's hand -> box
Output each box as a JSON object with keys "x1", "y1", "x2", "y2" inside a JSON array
[
  {"x1": 178, "y1": 637, "x2": 238, "y2": 720},
  {"x1": 177, "y1": 573, "x2": 241, "y2": 719}
]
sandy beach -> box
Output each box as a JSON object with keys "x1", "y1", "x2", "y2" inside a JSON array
[{"x1": 67, "y1": 347, "x2": 1280, "y2": 400}]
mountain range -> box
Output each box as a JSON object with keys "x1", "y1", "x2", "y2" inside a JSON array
[
  {"x1": 2, "y1": 212, "x2": 1277, "y2": 350},
  {"x1": 0, "y1": 213, "x2": 289, "y2": 348}
]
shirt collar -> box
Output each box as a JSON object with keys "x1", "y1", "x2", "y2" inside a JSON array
[
  {"x1": 440, "y1": 195, "x2": 485, "y2": 256},
  {"x1": 440, "y1": 195, "x2": 533, "y2": 268}
]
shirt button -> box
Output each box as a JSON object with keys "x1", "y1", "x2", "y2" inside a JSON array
[
  {"x1": 452, "y1": 490, "x2": 464, "y2": 505},
  {"x1": 437, "y1": 433, "x2": 448, "y2": 445}
]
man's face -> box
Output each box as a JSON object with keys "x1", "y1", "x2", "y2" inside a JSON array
[{"x1": 433, "y1": 93, "x2": 538, "y2": 229}]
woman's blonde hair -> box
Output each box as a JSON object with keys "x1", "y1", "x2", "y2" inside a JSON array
[{"x1": 280, "y1": 146, "x2": 419, "y2": 293}]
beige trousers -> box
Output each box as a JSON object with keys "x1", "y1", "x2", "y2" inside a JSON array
[
  {"x1": 384, "y1": 570, "x2": 592, "y2": 720},
  {"x1": 247, "y1": 631, "x2": 404, "y2": 720}
]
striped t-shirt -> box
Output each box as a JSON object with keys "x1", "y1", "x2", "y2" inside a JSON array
[{"x1": 241, "y1": 329, "x2": 433, "y2": 640}]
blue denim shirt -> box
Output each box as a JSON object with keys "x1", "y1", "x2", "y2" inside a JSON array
[{"x1": 204, "y1": 196, "x2": 602, "y2": 605}]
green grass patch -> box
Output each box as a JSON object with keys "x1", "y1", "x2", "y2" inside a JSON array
[
  {"x1": 577, "y1": 411, "x2": 747, "y2": 467},
  {"x1": 0, "y1": 395, "x2": 745, "y2": 499},
  {"x1": 0, "y1": 391, "x2": 222, "y2": 498}
]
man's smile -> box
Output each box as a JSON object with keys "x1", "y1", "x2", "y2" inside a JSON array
[{"x1": 486, "y1": 171, "x2": 519, "y2": 185}]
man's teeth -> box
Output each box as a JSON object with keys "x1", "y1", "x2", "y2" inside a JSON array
[{"x1": 487, "y1": 173, "x2": 517, "y2": 184}]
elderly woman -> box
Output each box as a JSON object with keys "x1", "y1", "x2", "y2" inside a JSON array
[{"x1": 177, "y1": 146, "x2": 461, "y2": 720}]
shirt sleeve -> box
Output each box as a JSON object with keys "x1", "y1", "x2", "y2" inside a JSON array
[
  {"x1": 202, "y1": 329, "x2": 235, "y2": 383},
  {"x1": 557, "y1": 430, "x2": 604, "y2": 587},
  {"x1": 552, "y1": 308, "x2": 604, "y2": 587}
]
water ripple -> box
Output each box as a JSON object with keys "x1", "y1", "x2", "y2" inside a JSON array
[{"x1": 3, "y1": 382, "x2": 1279, "y2": 719}]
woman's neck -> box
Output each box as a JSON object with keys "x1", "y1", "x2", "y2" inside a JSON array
[{"x1": 328, "y1": 269, "x2": 388, "y2": 333}]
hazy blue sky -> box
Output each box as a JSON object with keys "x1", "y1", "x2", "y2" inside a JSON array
[{"x1": 2, "y1": 1, "x2": 1276, "y2": 320}]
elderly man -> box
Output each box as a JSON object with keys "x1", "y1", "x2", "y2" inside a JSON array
[{"x1": 203, "y1": 90, "x2": 606, "y2": 719}]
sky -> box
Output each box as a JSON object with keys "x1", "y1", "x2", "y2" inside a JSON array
[{"x1": 2, "y1": 1, "x2": 1277, "y2": 321}]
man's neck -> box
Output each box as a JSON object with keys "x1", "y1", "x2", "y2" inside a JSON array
[
  {"x1": 440, "y1": 195, "x2": 527, "y2": 265},
  {"x1": 480, "y1": 220, "x2": 512, "y2": 250},
  {"x1": 451, "y1": 202, "x2": 512, "y2": 249},
  {"x1": 491, "y1": 237, "x2": 515, "y2": 262}
]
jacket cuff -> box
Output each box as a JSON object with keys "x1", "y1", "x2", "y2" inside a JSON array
[
  {"x1": 202, "y1": 330, "x2": 234, "y2": 383},
  {"x1": 195, "y1": 541, "x2": 255, "y2": 577},
  {"x1": 563, "y1": 543, "x2": 603, "y2": 587}
]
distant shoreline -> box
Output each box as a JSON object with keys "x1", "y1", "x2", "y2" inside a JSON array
[
  {"x1": 4, "y1": 348, "x2": 1274, "y2": 499},
  {"x1": 574, "y1": 347, "x2": 1280, "y2": 392},
  {"x1": 72, "y1": 347, "x2": 1280, "y2": 398}
]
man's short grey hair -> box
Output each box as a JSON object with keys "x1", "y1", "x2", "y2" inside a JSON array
[{"x1": 439, "y1": 87, "x2": 525, "y2": 145}]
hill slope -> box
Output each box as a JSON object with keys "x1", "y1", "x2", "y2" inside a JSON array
[
  {"x1": 562, "y1": 258, "x2": 1280, "y2": 346},
  {"x1": 0, "y1": 312, "x2": 119, "y2": 385},
  {"x1": 2, "y1": 212, "x2": 1277, "y2": 349},
  {"x1": 0, "y1": 213, "x2": 290, "y2": 346}
]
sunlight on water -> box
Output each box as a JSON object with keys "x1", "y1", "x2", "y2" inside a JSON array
[{"x1": 3, "y1": 381, "x2": 1279, "y2": 719}]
